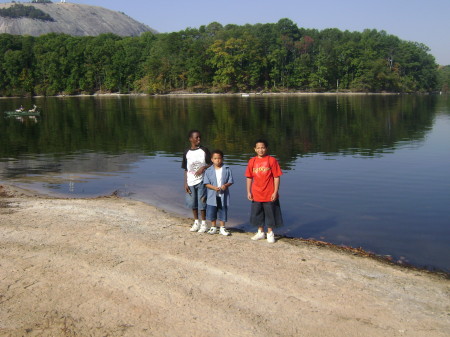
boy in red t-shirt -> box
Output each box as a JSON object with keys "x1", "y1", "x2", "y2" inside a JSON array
[{"x1": 245, "y1": 139, "x2": 283, "y2": 243}]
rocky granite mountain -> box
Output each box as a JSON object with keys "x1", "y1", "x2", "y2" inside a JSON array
[{"x1": 0, "y1": 2, "x2": 157, "y2": 36}]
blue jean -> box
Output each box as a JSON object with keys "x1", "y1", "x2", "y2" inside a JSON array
[
  {"x1": 185, "y1": 182, "x2": 207, "y2": 210},
  {"x1": 206, "y1": 197, "x2": 228, "y2": 222}
]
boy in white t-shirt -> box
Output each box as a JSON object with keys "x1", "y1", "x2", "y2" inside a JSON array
[{"x1": 181, "y1": 130, "x2": 212, "y2": 232}]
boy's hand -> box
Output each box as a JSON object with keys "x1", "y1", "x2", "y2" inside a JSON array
[
  {"x1": 194, "y1": 167, "x2": 205, "y2": 177},
  {"x1": 247, "y1": 192, "x2": 253, "y2": 201},
  {"x1": 270, "y1": 192, "x2": 278, "y2": 201},
  {"x1": 220, "y1": 185, "x2": 228, "y2": 191},
  {"x1": 185, "y1": 184, "x2": 191, "y2": 194}
]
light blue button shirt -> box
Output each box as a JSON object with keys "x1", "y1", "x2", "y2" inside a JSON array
[{"x1": 203, "y1": 165, "x2": 233, "y2": 207}]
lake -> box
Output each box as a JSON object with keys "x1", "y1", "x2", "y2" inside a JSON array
[{"x1": 1, "y1": 94, "x2": 449, "y2": 272}]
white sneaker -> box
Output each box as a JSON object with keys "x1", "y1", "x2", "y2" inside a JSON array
[
  {"x1": 198, "y1": 223, "x2": 208, "y2": 233},
  {"x1": 219, "y1": 227, "x2": 230, "y2": 236},
  {"x1": 190, "y1": 222, "x2": 200, "y2": 232},
  {"x1": 251, "y1": 231, "x2": 265, "y2": 240},
  {"x1": 267, "y1": 231, "x2": 275, "y2": 243},
  {"x1": 208, "y1": 226, "x2": 217, "y2": 234}
]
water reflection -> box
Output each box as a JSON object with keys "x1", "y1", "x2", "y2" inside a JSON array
[
  {"x1": 0, "y1": 94, "x2": 449, "y2": 272},
  {"x1": 0, "y1": 95, "x2": 439, "y2": 164},
  {"x1": 0, "y1": 152, "x2": 141, "y2": 178}
]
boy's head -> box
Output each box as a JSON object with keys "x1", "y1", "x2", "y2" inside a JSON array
[
  {"x1": 211, "y1": 150, "x2": 224, "y2": 167},
  {"x1": 188, "y1": 130, "x2": 201, "y2": 148},
  {"x1": 254, "y1": 139, "x2": 268, "y2": 148},
  {"x1": 254, "y1": 139, "x2": 268, "y2": 157}
]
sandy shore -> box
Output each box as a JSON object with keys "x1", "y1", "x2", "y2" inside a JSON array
[{"x1": 0, "y1": 184, "x2": 448, "y2": 337}]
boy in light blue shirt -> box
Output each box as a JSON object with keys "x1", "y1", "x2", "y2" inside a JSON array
[{"x1": 203, "y1": 150, "x2": 234, "y2": 236}]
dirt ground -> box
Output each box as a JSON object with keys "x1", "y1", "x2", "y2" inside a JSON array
[{"x1": 0, "y1": 184, "x2": 449, "y2": 337}]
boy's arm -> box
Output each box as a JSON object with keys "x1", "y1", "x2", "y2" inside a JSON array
[
  {"x1": 182, "y1": 150, "x2": 191, "y2": 193},
  {"x1": 195, "y1": 147, "x2": 212, "y2": 176},
  {"x1": 204, "y1": 171, "x2": 218, "y2": 191},
  {"x1": 204, "y1": 147, "x2": 213, "y2": 165},
  {"x1": 184, "y1": 170, "x2": 190, "y2": 194},
  {"x1": 220, "y1": 182, "x2": 233, "y2": 191},
  {"x1": 221, "y1": 168, "x2": 233, "y2": 191},
  {"x1": 246, "y1": 177, "x2": 253, "y2": 201},
  {"x1": 205, "y1": 183, "x2": 220, "y2": 191},
  {"x1": 181, "y1": 149, "x2": 188, "y2": 170},
  {"x1": 271, "y1": 177, "x2": 280, "y2": 201},
  {"x1": 195, "y1": 165, "x2": 209, "y2": 177}
]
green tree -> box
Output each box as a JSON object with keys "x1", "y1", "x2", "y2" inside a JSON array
[
  {"x1": 0, "y1": 20, "x2": 440, "y2": 96},
  {"x1": 207, "y1": 35, "x2": 261, "y2": 91},
  {"x1": 437, "y1": 66, "x2": 450, "y2": 93}
]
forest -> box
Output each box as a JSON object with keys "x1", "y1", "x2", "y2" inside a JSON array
[{"x1": 0, "y1": 18, "x2": 447, "y2": 96}]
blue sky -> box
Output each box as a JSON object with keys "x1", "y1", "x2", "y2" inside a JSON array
[{"x1": 14, "y1": 1, "x2": 450, "y2": 64}]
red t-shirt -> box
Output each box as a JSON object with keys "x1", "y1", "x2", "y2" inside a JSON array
[{"x1": 245, "y1": 155, "x2": 283, "y2": 202}]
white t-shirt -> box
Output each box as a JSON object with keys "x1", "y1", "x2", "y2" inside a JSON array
[
  {"x1": 215, "y1": 167, "x2": 223, "y2": 195},
  {"x1": 182, "y1": 147, "x2": 210, "y2": 186}
]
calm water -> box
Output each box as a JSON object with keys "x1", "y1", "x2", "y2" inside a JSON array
[{"x1": 1, "y1": 94, "x2": 449, "y2": 272}]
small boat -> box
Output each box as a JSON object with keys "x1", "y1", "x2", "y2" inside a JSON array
[
  {"x1": 241, "y1": 93, "x2": 250, "y2": 97},
  {"x1": 4, "y1": 105, "x2": 41, "y2": 117}
]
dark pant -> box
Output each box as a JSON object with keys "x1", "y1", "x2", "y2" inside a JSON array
[{"x1": 250, "y1": 199, "x2": 283, "y2": 228}]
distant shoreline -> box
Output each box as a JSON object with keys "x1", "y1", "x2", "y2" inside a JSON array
[{"x1": 1, "y1": 91, "x2": 421, "y2": 99}]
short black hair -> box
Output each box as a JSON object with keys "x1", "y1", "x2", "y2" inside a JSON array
[
  {"x1": 254, "y1": 139, "x2": 268, "y2": 147},
  {"x1": 188, "y1": 129, "x2": 200, "y2": 139},
  {"x1": 211, "y1": 149, "x2": 224, "y2": 158}
]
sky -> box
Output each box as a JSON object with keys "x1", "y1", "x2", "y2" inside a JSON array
[{"x1": 9, "y1": 0, "x2": 450, "y2": 64}]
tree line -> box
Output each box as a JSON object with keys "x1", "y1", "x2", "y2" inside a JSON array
[{"x1": 0, "y1": 18, "x2": 446, "y2": 96}]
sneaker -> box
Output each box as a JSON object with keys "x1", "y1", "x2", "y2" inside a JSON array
[
  {"x1": 198, "y1": 223, "x2": 208, "y2": 233},
  {"x1": 219, "y1": 227, "x2": 230, "y2": 236},
  {"x1": 190, "y1": 222, "x2": 200, "y2": 232},
  {"x1": 207, "y1": 226, "x2": 218, "y2": 234},
  {"x1": 251, "y1": 231, "x2": 265, "y2": 241},
  {"x1": 267, "y1": 231, "x2": 275, "y2": 243}
]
